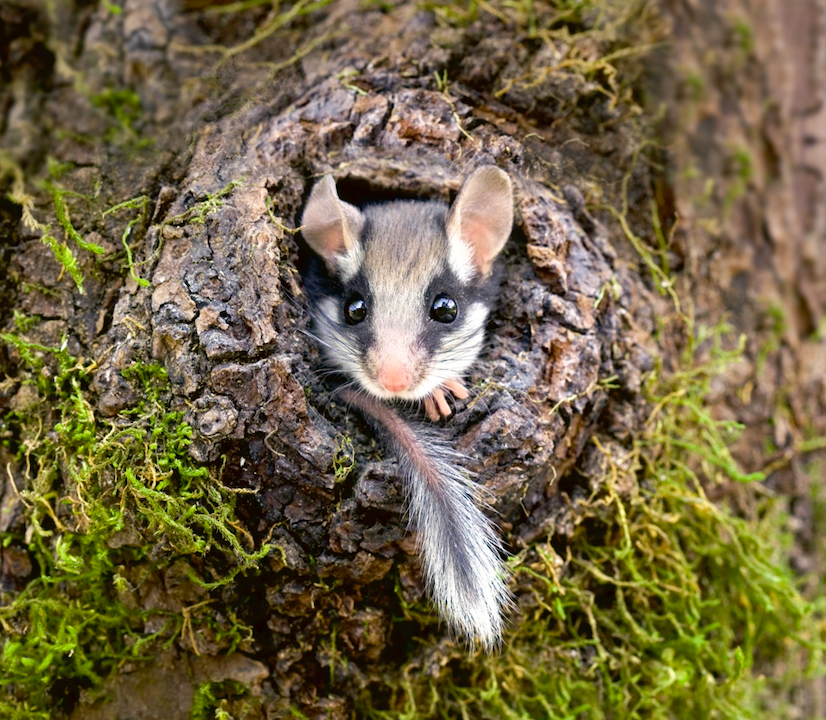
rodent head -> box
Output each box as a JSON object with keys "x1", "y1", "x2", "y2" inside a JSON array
[{"x1": 301, "y1": 167, "x2": 513, "y2": 401}]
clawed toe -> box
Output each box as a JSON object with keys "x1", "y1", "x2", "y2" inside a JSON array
[{"x1": 423, "y1": 379, "x2": 470, "y2": 421}]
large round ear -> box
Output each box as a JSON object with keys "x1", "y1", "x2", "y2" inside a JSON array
[
  {"x1": 300, "y1": 175, "x2": 364, "y2": 272},
  {"x1": 446, "y1": 166, "x2": 513, "y2": 278}
]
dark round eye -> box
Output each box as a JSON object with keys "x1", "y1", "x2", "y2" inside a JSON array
[
  {"x1": 344, "y1": 293, "x2": 367, "y2": 325},
  {"x1": 430, "y1": 294, "x2": 458, "y2": 323}
]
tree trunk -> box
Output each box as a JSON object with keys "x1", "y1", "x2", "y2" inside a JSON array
[{"x1": 1, "y1": 0, "x2": 824, "y2": 718}]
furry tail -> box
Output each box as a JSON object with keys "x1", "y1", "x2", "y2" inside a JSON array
[{"x1": 337, "y1": 389, "x2": 510, "y2": 651}]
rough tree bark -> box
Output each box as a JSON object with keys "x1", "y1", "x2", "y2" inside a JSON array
[{"x1": 0, "y1": 0, "x2": 824, "y2": 718}]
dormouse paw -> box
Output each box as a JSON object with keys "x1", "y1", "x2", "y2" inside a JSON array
[{"x1": 423, "y1": 379, "x2": 470, "y2": 422}]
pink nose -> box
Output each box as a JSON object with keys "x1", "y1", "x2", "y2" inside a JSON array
[{"x1": 378, "y1": 362, "x2": 411, "y2": 393}]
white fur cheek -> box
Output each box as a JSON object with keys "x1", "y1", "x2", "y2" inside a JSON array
[
  {"x1": 415, "y1": 302, "x2": 489, "y2": 393},
  {"x1": 315, "y1": 297, "x2": 364, "y2": 379},
  {"x1": 315, "y1": 297, "x2": 402, "y2": 400},
  {"x1": 463, "y1": 302, "x2": 490, "y2": 335},
  {"x1": 318, "y1": 297, "x2": 338, "y2": 323},
  {"x1": 441, "y1": 331, "x2": 485, "y2": 376}
]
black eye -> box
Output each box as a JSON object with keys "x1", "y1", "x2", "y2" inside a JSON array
[
  {"x1": 344, "y1": 293, "x2": 367, "y2": 325},
  {"x1": 430, "y1": 294, "x2": 458, "y2": 323}
]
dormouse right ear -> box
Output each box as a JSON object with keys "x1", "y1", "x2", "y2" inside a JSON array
[
  {"x1": 447, "y1": 166, "x2": 513, "y2": 278},
  {"x1": 300, "y1": 175, "x2": 364, "y2": 272}
]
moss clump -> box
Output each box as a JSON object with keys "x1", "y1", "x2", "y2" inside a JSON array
[
  {"x1": 102, "y1": 194, "x2": 151, "y2": 288},
  {"x1": 164, "y1": 178, "x2": 245, "y2": 227},
  {"x1": 91, "y1": 88, "x2": 143, "y2": 138},
  {"x1": 0, "y1": 333, "x2": 268, "y2": 716},
  {"x1": 1, "y1": 154, "x2": 106, "y2": 295},
  {"x1": 189, "y1": 679, "x2": 256, "y2": 720}
]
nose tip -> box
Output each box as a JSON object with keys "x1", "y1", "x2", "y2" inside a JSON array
[{"x1": 378, "y1": 362, "x2": 411, "y2": 393}]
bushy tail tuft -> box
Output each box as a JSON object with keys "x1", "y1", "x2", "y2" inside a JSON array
[{"x1": 337, "y1": 389, "x2": 510, "y2": 650}]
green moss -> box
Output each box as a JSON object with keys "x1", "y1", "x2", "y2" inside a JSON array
[
  {"x1": 0, "y1": 333, "x2": 269, "y2": 716},
  {"x1": 165, "y1": 178, "x2": 246, "y2": 227},
  {"x1": 47, "y1": 182, "x2": 106, "y2": 257},
  {"x1": 333, "y1": 434, "x2": 356, "y2": 485},
  {"x1": 189, "y1": 680, "x2": 249, "y2": 720},
  {"x1": 361, "y1": 0, "x2": 396, "y2": 11},
  {"x1": 12, "y1": 310, "x2": 40, "y2": 334},
  {"x1": 38, "y1": 230, "x2": 88, "y2": 292},
  {"x1": 2, "y1": 155, "x2": 120, "y2": 294},
  {"x1": 102, "y1": 194, "x2": 152, "y2": 287},
  {"x1": 20, "y1": 281, "x2": 61, "y2": 298},
  {"x1": 218, "y1": 684, "x2": 265, "y2": 719},
  {"x1": 100, "y1": 0, "x2": 123, "y2": 15},
  {"x1": 723, "y1": 146, "x2": 754, "y2": 213},
  {"x1": 756, "y1": 304, "x2": 786, "y2": 376},
  {"x1": 46, "y1": 157, "x2": 74, "y2": 181},
  {"x1": 732, "y1": 18, "x2": 755, "y2": 54},
  {"x1": 91, "y1": 88, "x2": 144, "y2": 141},
  {"x1": 684, "y1": 71, "x2": 705, "y2": 102},
  {"x1": 5, "y1": 174, "x2": 106, "y2": 294}
]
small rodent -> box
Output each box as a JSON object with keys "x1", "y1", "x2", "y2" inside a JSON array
[{"x1": 301, "y1": 167, "x2": 514, "y2": 650}]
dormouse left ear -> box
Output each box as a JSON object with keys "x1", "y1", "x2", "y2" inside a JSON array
[
  {"x1": 300, "y1": 175, "x2": 364, "y2": 274},
  {"x1": 447, "y1": 166, "x2": 513, "y2": 278}
]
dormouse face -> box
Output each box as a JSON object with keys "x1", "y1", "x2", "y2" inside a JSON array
[{"x1": 301, "y1": 168, "x2": 513, "y2": 402}]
